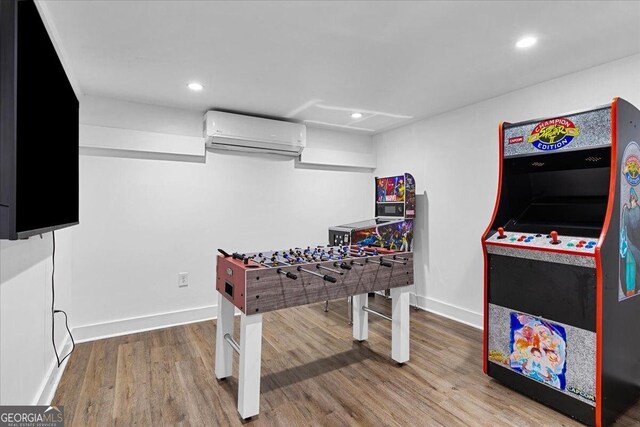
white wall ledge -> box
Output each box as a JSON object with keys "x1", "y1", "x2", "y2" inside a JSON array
[
  {"x1": 298, "y1": 147, "x2": 376, "y2": 170},
  {"x1": 79, "y1": 124, "x2": 205, "y2": 158}
]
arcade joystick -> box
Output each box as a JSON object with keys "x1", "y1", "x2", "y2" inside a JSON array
[
  {"x1": 497, "y1": 227, "x2": 507, "y2": 239},
  {"x1": 550, "y1": 231, "x2": 560, "y2": 245}
]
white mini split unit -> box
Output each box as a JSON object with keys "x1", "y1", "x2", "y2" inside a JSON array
[{"x1": 203, "y1": 111, "x2": 306, "y2": 156}]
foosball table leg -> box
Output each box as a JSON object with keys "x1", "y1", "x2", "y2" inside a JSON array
[
  {"x1": 352, "y1": 293, "x2": 369, "y2": 341},
  {"x1": 238, "y1": 313, "x2": 263, "y2": 419},
  {"x1": 391, "y1": 285, "x2": 411, "y2": 364},
  {"x1": 215, "y1": 293, "x2": 234, "y2": 379}
]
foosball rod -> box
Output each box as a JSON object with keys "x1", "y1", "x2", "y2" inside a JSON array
[
  {"x1": 366, "y1": 258, "x2": 393, "y2": 267},
  {"x1": 349, "y1": 250, "x2": 373, "y2": 257},
  {"x1": 385, "y1": 257, "x2": 407, "y2": 265},
  {"x1": 217, "y1": 248, "x2": 246, "y2": 261},
  {"x1": 297, "y1": 266, "x2": 338, "y2": 283},
  {"x1": 316, "y1": 264, "x2": 343, "y2": 275},
  {"x1": 334, "y1": 261, "x2": 352, "y2": 270},
  {"x1": 276, "y1": 268, "x2": 297, "y2": 280},
  {"x1": 219, "y1": 248, "x2": 260, "y2": 267}
]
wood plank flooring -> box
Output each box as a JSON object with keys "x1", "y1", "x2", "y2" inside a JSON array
[{"x1": 52, "y1": 297, "x2": 640, "y2": 426}]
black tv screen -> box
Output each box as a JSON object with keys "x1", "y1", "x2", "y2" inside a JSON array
[{"x1": 0, "y1": 0, "x2": 79, "y2": 239}]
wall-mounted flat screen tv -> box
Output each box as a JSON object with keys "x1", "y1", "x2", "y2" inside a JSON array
[{"x1": 1, "y1": 0, "x2": 79, "y2": 240}]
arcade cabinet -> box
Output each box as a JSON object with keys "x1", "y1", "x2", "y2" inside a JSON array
[
  {"x1": 482, "y1": 98, "x2": 640, "y2": 426},
  {"x1": 327, "y1": 173, "x2": 416, "y2": 317},
  {"x1": 329, "y1": 173, "x2": 416, "y2": 250}
]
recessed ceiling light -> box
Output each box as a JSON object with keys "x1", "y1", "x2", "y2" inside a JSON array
[
  {"x1": 351, "y1": 112, "x2": 363, "y2": 119},
  {"x1": 187, "y1": 82, "x2": 203, "y2": 91},
  {"x1": 516, "y1": 36, "x2": 537, "y2": 49}
]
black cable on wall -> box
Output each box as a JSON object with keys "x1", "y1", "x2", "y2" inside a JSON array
[{"x1": 51, "y1": 230, "x2": 75, "y2": 367}]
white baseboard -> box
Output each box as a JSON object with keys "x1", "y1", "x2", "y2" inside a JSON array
[
  {"x1": 36, "y1": 336, "x2": 72, "y2": 406},
  {"x1": 73, "y1": 304, "x2": 218, "y2": 343},
  {"x1": 413, "y1": 295, "x2": 483, "y2": 330},
  {"x1": 70, "y1": 296, "x2": 481, "y2": 344}
]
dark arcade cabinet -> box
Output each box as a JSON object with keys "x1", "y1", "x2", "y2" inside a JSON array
[{"x1": 482, "y1": 98, "x2": 640, "y2": 426}]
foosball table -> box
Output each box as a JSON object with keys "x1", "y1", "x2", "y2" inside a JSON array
[{"x1": 214, "y1": 245, "x2": 414, "y2": 419}]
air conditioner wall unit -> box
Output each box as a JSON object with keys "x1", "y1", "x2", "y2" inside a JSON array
[{"x1": 203, "y1": 111, "x2": 306, "y2": 156}]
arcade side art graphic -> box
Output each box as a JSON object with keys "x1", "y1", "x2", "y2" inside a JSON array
[{"x1": 620, "y1": 141, "x2": 640, "y2": 301}]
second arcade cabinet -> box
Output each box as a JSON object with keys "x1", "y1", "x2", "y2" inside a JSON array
[{"x1": 329, "y1": 173, "x2": 416, "y2": 251}]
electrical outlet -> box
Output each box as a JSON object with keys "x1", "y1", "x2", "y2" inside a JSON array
[{"x1": 178, "y1": 272, "x2": 189, "y2": 288}]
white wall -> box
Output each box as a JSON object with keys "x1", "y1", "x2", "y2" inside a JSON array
[
  {"x1": 71, "y1": 96, "x2": 374, "y2": 341},
  {"x1": 0, "y1": 229, "x2": 73, "y2": 405},
  {"x1": 374, "y1": 54, "x2": 640, "y2": 328}
]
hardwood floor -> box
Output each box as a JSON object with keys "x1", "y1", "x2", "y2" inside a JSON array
[{"x1": 53, "y1": 297, "x2": 640, "y2": 426}]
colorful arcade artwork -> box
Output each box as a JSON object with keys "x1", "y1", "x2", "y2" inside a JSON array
[
  {"x1": 620, "y1": 141, "x2": 640, "y2": 301},
  {"x1": 405, "y1": 174, "x2": 416, "y2": 217},
  {"x1": 527, "y1": 117, "x2": 580, "y2": 152},
  {"x1": 508, "y1": 313, "x2": 567, "y2": 391},
  {"x1": 377, "y1": 175, "x2": 405, "y2": 203},
  {"x1": 352, "y1": 220, "x2": 413, "y2": 251}
]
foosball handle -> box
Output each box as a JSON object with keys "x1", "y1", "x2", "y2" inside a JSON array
[
  {"x1": 335, "y1": 261, "x2": 352, "y2": 270},
  {"x1": 218, "y1": 248, "x2": 231, "y2": 257},
  {"x1": 324, "y1": 275, "x2": 337, "y2": 283},
  {"x1": 379, "y1": 259, "x2": 392, "y2": 268},
  {"x1": 232, "y1": 252, "x2": 245, "y2": 261},
  {"x1": 277, "y1": 268, "x2": 298, "y2": 280}
]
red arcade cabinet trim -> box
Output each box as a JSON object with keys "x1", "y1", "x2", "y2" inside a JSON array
[
  {"x1": 594, "y1": 97, "x2": 618, "y2": 426},
  {"x1": 482, "y1": 121, "x2": 506, "y2": 374}
]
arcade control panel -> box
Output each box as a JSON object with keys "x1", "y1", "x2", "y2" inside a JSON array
[{"x1": 485, "y1": 227, "x2": 598, "y2": 255}]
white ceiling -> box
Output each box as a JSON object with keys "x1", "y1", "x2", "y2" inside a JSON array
[{"x1": 42, "y1": 1, "x2": 640, "y2": 133}]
